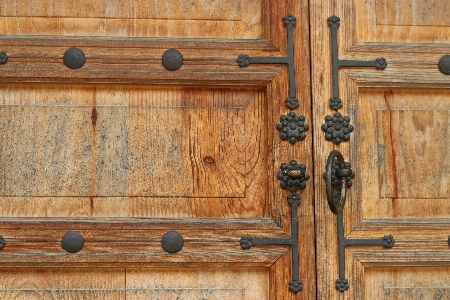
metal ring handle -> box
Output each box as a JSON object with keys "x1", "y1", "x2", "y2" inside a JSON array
[{"x1": 325, "y1": 150, "x2": 347, "y2": 215}]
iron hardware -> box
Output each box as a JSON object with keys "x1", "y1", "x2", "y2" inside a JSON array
[
  {"x1": 241, "y1": 161, "x2": 309, "y2": 293},
  {"x1": 61, "y1": 230, "x2": 85, "y2": 253},
  {"x1": 0, "y1": 51, "x2": 7, "y2": 64},
  {"x1": 63, "y1": 47, "x2": 86, "y2": 69},
  {"x1": 0, "y1": 236, "x2": 5, "y2": 249},
  {"x1": 323, "y1": 150, "x2": 394, "y2": 292},
  {"x1": 323, "y1": 150, "x2": 354, "y2": 215},
  {"x1": 326, "y1": 16, "x2": 387, "y2": 144},
  {"x1": 321, "y1": 112, "x2": 354, "y2": 145},
  {"x1": 162, "y1": 49, "x2": 184, "y2": 71},
  {"x1": 162, "y1": 231, "x2": 184, "y2": 253},
  {"x1": 276, "y1": 112, "x2": 309, "y2": 144},
  {"x1": 439, "y1": 55, "x2": 450, "y2": 75},
  {"x1": 237, "y1": 14, "x2": 298, "y2": 110}
]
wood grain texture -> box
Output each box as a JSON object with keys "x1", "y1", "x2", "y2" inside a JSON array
[
  {"x1": 358, "y1": 89, "x2": 450, "y2": 220},
  {"x1": 0, "y1": 218, "x2": 286, "y2": 267},
  {"x1": 356, "y1": 0, "x2": 450, "y2": 43},
  {"x1": 0, "y1": 37, "x2": 283, "y2": 85},
  {"x1": 376, "y1": 0, "x2": 450, "y2": 26},
  {"x1": 0, "y1": 85, "x2": 268, "y2": 218},
  {"x1": 310, "y1": 0, "x2": 450, "y2": 298},
  {"x1": 0, "y1": 0, "x2": 314, "y2": 298},
  {"x1": 126, "y1": 268, "x2": 269, "y2": 300},
  {"x1": 365, "y1": 266, "x2": 450, "y2": 299},
  {"x1": 0, "y1": 0, "x2": 264, "y2": 39},
  {"x1": 0, "y1": 268, "x2": 125, "y2": 299}
]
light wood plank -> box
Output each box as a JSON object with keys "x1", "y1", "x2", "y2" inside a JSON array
[
  {"x1": 126, "y1": 267, "x2": 269, "y2": 300},
  {"x1": 0, "y1": 268, "x2": 125, "y2": 300},
  {"x1": 0, "y1": 0, "x2": 264, "y2": 39},
  {"x1": 356, "y1": 0, "x2": 450, "y2": 43}
]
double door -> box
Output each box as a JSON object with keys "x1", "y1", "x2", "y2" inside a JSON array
[{"x1": 0, "y1": 0, "x2": 449, "y2": 299}]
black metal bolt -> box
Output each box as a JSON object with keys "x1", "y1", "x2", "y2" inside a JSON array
[
  {"x1": 63, "y1": 47, "x2": 86, "y2": 69},
  {"x1": 61, "y1": 230, "x2": 85, "y2": 253},
  {"x1": 0, "y1": 51, "x2": 8, "y2": 64},
  {"x1": 162, "y1": 49, "x2": 183, "y2": 71},
  {"x1": 162, "y1": 231, "x2": 184, "y2": 253},
  {"x1": 0, "y1": 236, "x2": 5, "y2": 249},
  {"x1": 439, "y1": 55, "x2": 450, "y2": 75}
]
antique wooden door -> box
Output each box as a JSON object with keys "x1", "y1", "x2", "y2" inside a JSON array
[
  {"x1": 0, "y1": 1, "x2": 316, "y2": 299},
  {"x1": 312, "y1": 0, "x2": 450, "y2": 299}
]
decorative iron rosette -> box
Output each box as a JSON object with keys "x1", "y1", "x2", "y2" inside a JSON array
[
  {"x1": 321, "y1": 112, "x2": 354, "y2": 145},
  {"x1": 276, "y1": 112, "x2": 309, "y2": 144}
]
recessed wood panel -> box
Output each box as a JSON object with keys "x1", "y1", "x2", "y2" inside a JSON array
[
  {"x1": 377, "y1": 110, "x2": 450, "y2": 199},
  {"x1": 357, "y1": 89, "x2": 450, "y2": 219},
  {"x1": 355, "y1": 0, "x2": 450, "y2": 43},
  {"x1": 0, "y1": 268, "x2": 125, "y2": 299},
  {"x1": 0, "y1": 84, "x2": 268, "y2": 218},
  {"x1": 126, "y1": 268, "x2": 269, "y2": 300},
  {"x1": 0, "y1": 0, "x2": 264, "y2": 39},
  {"x1": 376, "y1": 0, "x2": 450, "y2": 26},
  {"x1": 365, "y1": 267, "x2": 450, "y2": 299}
]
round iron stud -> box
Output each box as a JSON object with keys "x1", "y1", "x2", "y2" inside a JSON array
[
  {"x1": 439, "y1": 55, "x2": 450, "y2": 75},
  {"x1": 0, "y1": 51, "x2": 8, "y2": 64},
  {"x1": 162, "y1": 231, "x2": 184, "y2": 253},
  {"x1": 0, "y1": 236, "x2": 5, "y2": 249},
  {"x1": 61, "y1": 230, "x2": 84, "y2": 253},
  {"x1": 162, "y1": 49, "x2": 183, "y2": 71},
  {"x1": 63, "y1": 47, "x2": 86, "y2": 69}
]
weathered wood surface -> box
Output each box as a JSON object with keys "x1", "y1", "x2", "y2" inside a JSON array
[
  {"x1": 0, "y1": 0, "x2": 314, "y2": 299},
  {"x1": 0, "y1": 0, "x2": 264, "y2": 39},
  {"x1": 311, "y1": 0, "x2": 450, "y2": 298},
  {"x1": 0, "y1": 37, "x2": 282, "y2": 86},
  {"x1": 0, "y1": 267, "x2": 269, "y2": 299}
]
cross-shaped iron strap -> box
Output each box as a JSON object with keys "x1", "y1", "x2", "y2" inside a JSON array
[
  {"x1": 328, "y1": 15, "x2": 387, "y2": 111},
  {"x1": 240, "y1": 160, "x2": 309, "y2": 293},
  {"x1": 335, "y1": 213, "x2": 394, "y2": 291},
  {"x1": 237, "y1": 14, "x2": 298, "y2": 110},
  {"x1": 324, "y1": 150, "x2": 395, "y2": 292}
]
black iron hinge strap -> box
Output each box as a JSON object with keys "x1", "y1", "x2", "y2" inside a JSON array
[
  {"x1": 328, "y1": 15, "x2": 387, "y2": 111},
  {"x1": 238, "y1": 14, "x2": 298, "y2": 109}
]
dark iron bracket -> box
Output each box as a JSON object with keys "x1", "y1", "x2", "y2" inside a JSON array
[
  {"x1": 241, "y1": 160, "x2": 309, "y2": 293},
  {"x1": 335, "y1": 213, "x2": 394, "y2": 292},
  {"x1": 238, "y1": 14, "x2": 298, "y2": 109},
  {"x1": 324, "y1": 150, "x2": 394, "y2": 292},
  {"x1": 238, "y1": 14, "x2": 309, "y2": 144},
  {"x1": 325, "y1": 16, "x2": 387, "y2": 144},
  {"x1": 328, "y1": 15, "x2": 387, "y2": 111}
]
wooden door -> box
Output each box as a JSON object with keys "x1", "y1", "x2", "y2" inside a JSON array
[
  {"x1": 312, "y1": 0, "x2": 450, "y2": 299},
  {"x1": 0, "y1": 1, "x2": 315, "y2": 299}
]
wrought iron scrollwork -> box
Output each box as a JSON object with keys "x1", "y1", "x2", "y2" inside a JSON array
[
  {"x1": 323, "y1": 150, "x2": 395, "y2": 292},
  {"x1": 241, "y1": 160, "x2": 309, "y2": 293}
]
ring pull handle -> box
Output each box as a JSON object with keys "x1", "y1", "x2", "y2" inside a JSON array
[{"x1": 323, "y1": 150, "x2": 355, "y2": 214}]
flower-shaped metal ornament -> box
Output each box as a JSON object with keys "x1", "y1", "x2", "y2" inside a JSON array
[
  {"x1": 321, "y1": 112, "x2": 354, "y2": 145},
  {"x1": 276, "y1": 112, "x2": 309, "y2": 144}
]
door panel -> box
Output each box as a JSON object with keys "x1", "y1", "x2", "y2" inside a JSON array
[
  {"x1": 0, "y1": 0, "x2": 264, "y2": 39},
  {"x1": 126, "y1": 268, "x2": 268, "y2": 299},
  {"x1": 0, "y1": 85, "x2": 267, "y2": 218},
  {"x1": 365, "y1": 267, "x2": 450, "y2": 299},
  {"x1": 358, "y1": 0, "x2": 450, "y2": 44},
  {"x1": 0, "y1": 268, "x2": 125, "y2": 299},
  {"x1": 311, "y1": 0, "x2": 450, "y2": 298},
  {"x1": 0, "y1": 0, "x2": 314, "y2": 299}
]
